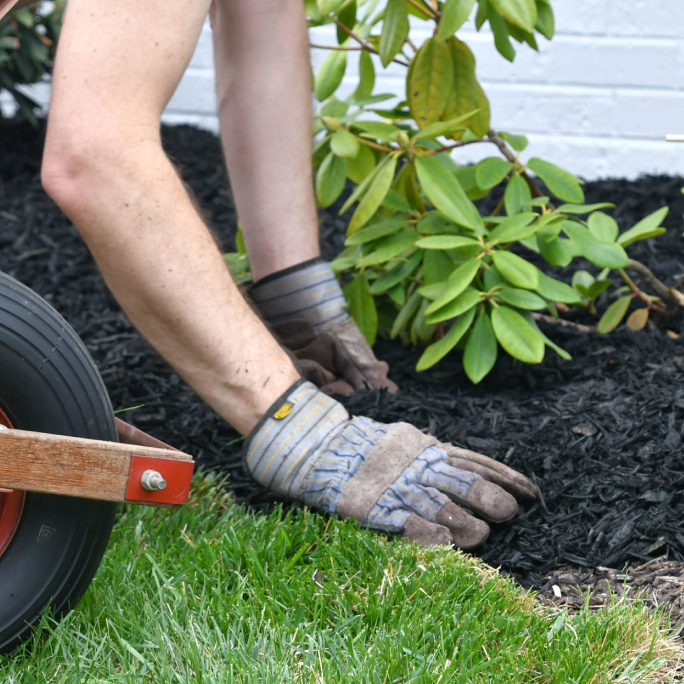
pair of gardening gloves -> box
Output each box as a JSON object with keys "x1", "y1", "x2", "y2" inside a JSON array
[{"x1": 247, "y1": 258, "x2": 537, "y2": 549}]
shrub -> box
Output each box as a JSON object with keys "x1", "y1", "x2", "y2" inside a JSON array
[
  {"x1": 0, "y1": 2, "x2": 63, "y2": 125},
  {"x1": 302, "y1": 0, "x2": 673, "y2": 382}
]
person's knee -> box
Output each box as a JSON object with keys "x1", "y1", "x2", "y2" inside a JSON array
[{"x1": 41, "y1": 120, "x2": 157, "y2": 219}]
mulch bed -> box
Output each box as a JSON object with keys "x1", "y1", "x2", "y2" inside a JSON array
[{"x1": 1, "y1": 119, "x2": 683, "y2": 634}]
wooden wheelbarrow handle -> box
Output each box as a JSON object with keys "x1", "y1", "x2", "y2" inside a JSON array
[{"x1": 0, "y1": 421, "x2": 194, "y2": 507}]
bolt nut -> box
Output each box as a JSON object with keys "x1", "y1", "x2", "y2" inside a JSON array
[{"x1": 140, "y1": 469, "x2": 167, "y2": 492}]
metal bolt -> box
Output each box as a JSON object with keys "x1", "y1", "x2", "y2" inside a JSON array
[{"x1": 140, "y1": 469, "x2": 167, "y2": 491}]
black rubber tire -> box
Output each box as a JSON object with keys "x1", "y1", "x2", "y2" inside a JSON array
[{"x1": 0, "y1": 271, "x2": 118, "y2": 654}]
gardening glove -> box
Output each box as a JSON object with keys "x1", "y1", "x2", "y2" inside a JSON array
[
  {"x1": 243, "y1": 380, "x2": 538, "y2": 548},
  {"x1": 249, "y1": 257, "x2": 398, "y2": 395}
]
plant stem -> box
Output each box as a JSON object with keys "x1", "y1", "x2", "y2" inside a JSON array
[
  {"x1": 356, "y1": 137, "x2": 396, "y2": 154},
  {"x1": 624, "y1": 260, "x2": 684, "y2": 314},
  {"x1": 486, "y1": 129, "x2": 544, "y2": 198},
  {"x1": 334, "y1": 19, "x2": 410, "y2": 67},
  {"x1": 407, "y1": 0, "x2": 438, "y2": 19},
  {"x1": 309, "y1": 43, "x2": 365, "y2": 51}
]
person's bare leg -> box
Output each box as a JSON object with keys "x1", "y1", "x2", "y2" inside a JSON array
[
  {"x1": 211, "y1": 0, "x2": 320, "y2": 281},
  {"x1": 42, "y1": 0, "x2": 299, "y2": 435}
]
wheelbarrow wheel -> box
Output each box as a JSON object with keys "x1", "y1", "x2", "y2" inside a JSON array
[{"x1": 0, "y1": 271, "x2": 118, "y2": 654}]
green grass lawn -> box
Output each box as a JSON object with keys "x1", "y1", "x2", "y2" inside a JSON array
[{"x1": 3, "y1": 472, "x2": 682, "y2": 683}]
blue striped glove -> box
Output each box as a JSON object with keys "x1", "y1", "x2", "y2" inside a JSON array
[{"x1": 243, "y1": 380, "x2": 537, "y2": 548}]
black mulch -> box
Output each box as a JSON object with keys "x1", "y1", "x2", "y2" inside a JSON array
[{"x1": 2, "y1": 119, "x2": 683, "y2": 630}]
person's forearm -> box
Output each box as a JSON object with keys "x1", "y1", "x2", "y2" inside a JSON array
[{"x1": 212, "y1": 0, "x2": 320, "y2": 280}]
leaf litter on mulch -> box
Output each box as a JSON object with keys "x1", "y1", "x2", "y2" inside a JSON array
[{"x1": 1, "y1": 119, "x2": 683, "y2": 633}]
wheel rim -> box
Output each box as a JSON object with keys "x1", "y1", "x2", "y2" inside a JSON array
[{"x1": 0, "y1": 405, "x2": 24, "y2": 559}]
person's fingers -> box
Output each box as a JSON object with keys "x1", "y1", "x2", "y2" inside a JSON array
[
  {"x1": 435, "y1": 501, "x2": 490, "y2": 549},
  {"x1": 441, "y1": 445, "x2": 538, "y2": 500}
]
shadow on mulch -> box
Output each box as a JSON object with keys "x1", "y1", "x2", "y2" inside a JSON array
[{"x1": 1, "y1": 119, "x2": 683, "y2": 633}]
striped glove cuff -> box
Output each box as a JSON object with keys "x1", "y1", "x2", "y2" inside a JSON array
[{"x1": 249, "y1": 258, "x2": 349, "y2": 335}]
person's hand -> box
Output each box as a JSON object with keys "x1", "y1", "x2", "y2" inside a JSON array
[
  {"x1": 249, "y1": 258, "x2": 398, "y2": 395},
  {"x1": 243, "y1": 380, "x2": 537, "y2": 548}
]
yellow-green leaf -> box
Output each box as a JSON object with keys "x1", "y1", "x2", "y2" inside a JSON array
[
  {"x1": 331, "y1": 128, "x2": 361, "y2": 158},
  {"x1": 417, "y1": 306, "x2": 477, "y2": 371},
  {"x1": 475, "y1": 157, "x2": 512, "y2": 189},
  {"x1": 314, "y1": 47, "x2": 348, "y2": 102},
  {"x1": 527, "y1": 157, "x2": 584, "y2": 203},
  {"x1": 426, "y1": 286, "x2": 481, "y2": 324},
  {"x1": 597, "y1": 296, "x2": 631, "y2": 334},
  {"x1": 425, "y1": 259, "x2": 481, "y2": 314},
  {"x1": 407, "y1": 37, "x2": 454, "y2": 128},
  {"x1": 436, "y1": 0, "x2": 477, "y2": 41},
  {"x1": 491, "y1": 250, "x2": 539, "y2": 289},
  {"x1": 414, "y1": 155, "x2": 477, "y2": 230},
  {"x1": 504, "y1": 174, "x2": 532, "y2": 215},
  {"x1": 489, "y1": 0, "x2": 537, "y2": 32},
  {"x1": 315, "y1": 152, "x2": 347, "y2": 208},
  {"x1": 346, "y1": 143, "x2": 376, "y2": 184},
  {"x1": 464, "y1": 308, "x2": 497, "y2": 383},
  {"x1": 442, "y1": 37, "x2": 490, "y2": 138},
  {"x1": 348, "y1": 153, "x2": 399, "y2": 234},
  {"x1": 491, "y1": 305, "x2": 544, "y2": 363},
  {"x1": 415, "y1": 235, "x2": 479, "y2": 250},
  {"x1": 617, "y1": 207, "x2": 668, "y2": 247}
]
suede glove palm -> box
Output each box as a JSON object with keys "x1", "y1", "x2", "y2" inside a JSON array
[
  {"x1": 243, "y1": 380, "x2": 537, "y2": 548},
  {"x1": 250, "y1": 258, "x2": 397, "y2": 395}
]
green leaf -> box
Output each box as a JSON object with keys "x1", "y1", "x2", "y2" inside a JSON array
[
  {"x1": 315, "y1": 152, "x2": 347, "y2": 208},
  {"x1": 504, "y1": 174, "x2": 532, "y2": 215},
  {"x1": 597, "y1": 295, "x2": 631, "y2": 334},
  {"x1": 423, "y1": 249, "x2": 457, "y2": 286},
  {"x1": 412, "y1": 111, "x2": 481, "y2": 141},
  {"x1": 487, "y1": 212, "x2": 537, "y2": 243},
  {"x1": 557, "y1": 202, "x2": 615, "y2": 215},
  {"x1": 354, "y1": 121, "x2": 402, "y2": 144},
  {"x1": 491, "y1": 305, "x2": 544, "y2": 363},
  {"x1": 416, "y1": 306, "x2": 477, "y2": 371},
  {"x1": 464, "y1": 308, "x2": 498, "y2": 383},
  {"x1": 587, "y1": 212, "x2": 619, "y2": 243},
  {"x1": 336, "y1": 0, "x2": 357, "y2": 43},
  {"x1": 496, "y1": 284, "x2": 547, "y2": 310},
  {"x1": 415, "y1": 235, "x2": 479, "y2": 250},
  {"x1": 348, "y1": 153, "x2": 399, "y2": 234},
  {"x1": 491, "y1": 250, "x2": 539, "y2": 289},
  {"x1": 391, "y1": 289, "x2": 422, "y2": 338},
  {"x1": 353, "y1": 49, "x2": 376, "y2": 100},
  {"x1": 414, "y1": 155, "x2": 477, "y2": 230},
  {"x1": 538, "y1": 235, "x2": 574, "y2": 267},
  {"x1": 407, "y1": 37, "x2": 454, "y2": 128},
  {"x1": 436, "y1": 0, "x2": 477, "y2": 41},
  {"x1": 417, "y1": 211, "x2": 460, "y2": 235},
  {"x1": 425, "y1": 258, "x2": 481, "y2": 314},
  {"x1": 314, "y1": 47, "x2": 348, "y2": 102},
  {"x1": 535, "y1": 271, "x2": 582, "y2": 304},
  {"x1": 346, "y1": 216, "x2": 406, "y2": 245},
  {"x1": 442, "y1": 37, "x2": 491, "y2": 138},
  {"x1": 487, "y1": 7, "x2": 516, "y2": 61},
  {"x1": 346, "y1": 144, "x2": 376, "y2": 184},
  {"x1": 358, "y1": 230, "x2": 416, "y2": 267},
  {"x1": 535, "y1": 0, "x2": 555, "y2": 39},
  {"x1": 523, "y1": 312, "x2": 571, "y2": 360},
  {"x1": 427, "y1": 286, "x2": 481, "y2": 323},
  {"x1": 411, "y1": 299, "x2": 438, "y2": 345},
  {"x1": 331, "y1": 129, "x2": 361, "y2": 158},
  {"x1": 617, "y1": 207, "x2": 669, "y2": 247},
  {"x1": 475, "y1": 157, "x2": 512, "y2": 190},
  {"x1": 562, "y1": 221, "x2": 629, "y2": 269},
  {"x1": 499, "y1": 131, "x2": 528, "y2": 152},
  {"x1": 369, "y1": 251, "x2": 422, "y2": 294},
  {"x1": 527, "y1": 157, "x2": 584, "y2": 203},
  {"x1": 379, "y1": 0, "x2": 409, "y2": 67},
  {"x1": 489, "y1": 0, "x2": 537, "y2": 32},
  {"x1": 344, "y1": 272, "x2": 378, "y2": 344}
]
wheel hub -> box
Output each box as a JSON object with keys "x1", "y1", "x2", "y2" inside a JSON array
[{"x1": 0, "y1": 405, "x2": 24, "y2": 559}]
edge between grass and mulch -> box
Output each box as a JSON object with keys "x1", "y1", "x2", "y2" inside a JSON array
[{"x1": 3, "y1": 470, "x2": 683, "y2": 683}]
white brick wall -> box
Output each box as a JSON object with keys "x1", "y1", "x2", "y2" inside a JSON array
[{"x1": 8, "y1": 1, "x2": 684, "y2": 179}]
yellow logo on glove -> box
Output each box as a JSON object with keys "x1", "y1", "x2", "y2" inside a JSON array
[{"x1": 273, "y1": 402, "x2": 294, "y2": 420}]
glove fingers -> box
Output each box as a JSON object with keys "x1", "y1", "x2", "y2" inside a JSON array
[
  {"x1": 442, "y1": 448, "x2": 538, "y2": 500},
  {"x1": 460, "y1": 478, "x2": 518, "y2": 523},
  {"x1": 402, "y1": 513, "x2": 453, "y2": 547},
  {"x1": 436, "y1": 501, "x2": 490, "y2": 550}
]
